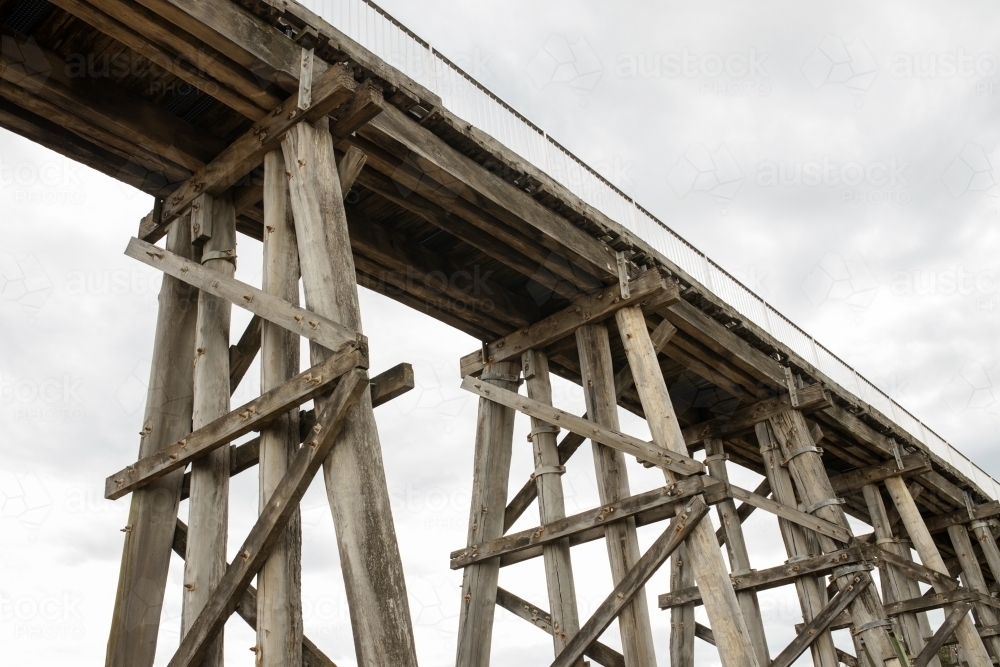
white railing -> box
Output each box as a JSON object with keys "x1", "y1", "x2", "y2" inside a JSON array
[{"x1": 299, "y1": 0, "x2": 1000, "y2": 501}]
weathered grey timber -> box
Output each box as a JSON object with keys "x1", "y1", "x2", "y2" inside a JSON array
[
  {"x1": 105, "y1": 218, "x2": 199, "y2": 667},
  {"x1": 521, "y1": 349, "x2": 581, "y2": 662},
  {"x1": 283, "y1": 118, "x2": 418, "y2": 666},
  {"x1": 455, "y1": 360, "x2": 520, "y2": 667},
  {"x1": 575, "y1": 321, "x2": 658, "y2": 667},
  {"x1": 257, "y1": 149, "x2": 303, "y2": 667},
  {"x1": 181, "y1": 192, "x2": 236, "y2": 667}
]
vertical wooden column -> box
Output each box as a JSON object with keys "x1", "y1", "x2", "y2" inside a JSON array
[
  {"x1": 669, "y1": 542, "x2": 695, "y2": 667},
  {"x1": 755, "y1": 421, "x2": 839, "y2": 667},
  {"x1": 883, "y1": 475, "x2": 993, "y2": 667},
  {"x1": 106, "y1": 217, "x2": 199, "y2": 667},
  {"x1": 768, "y1": 410, "x2": 899, "y2": 666},
  {"x1": 181, "y1": 192, "x2": 236, "y2": 667},
  {"x1": 861, "y1": 483, "x2": 933, "y2": 664},
  {"x1": 256, "y1": 149, "x2": 303, "y2": 667},
  {"x1": 616, "y1": 306, "x2": 760, "y2": 667},
  {"x1": 970, "y1": 520, "x2": 1000, "y2": 593},
  {"x1": 575, "y1": 321, "x2": 658, "y2": 667},
  {"x1": 456, "y1": 359, "x2": 519, "y2": 667},
  {"x1": 521, "y1": 349, "x2": 582, "y2": 662},
  {"x1": 705, "y1": 438, "x2": 770, "y2": 666},
  {"x1": 282, "y1": 118, "x2": 418, "y2": 666},
  {"x1": 948, "y1": 524, "x2": 1000, "y2": 658}
]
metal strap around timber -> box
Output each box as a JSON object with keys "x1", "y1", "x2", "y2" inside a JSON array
[
  {"x1": 202, "y1": 249, "x2": 236, "y2": 266},
  {"x1": 851, "y1": 619, "x2": 893, "y2": 636},
  {"x1": 970, "y1": 519, "x2": 993, "y2": 532},
  {"x1": 530, "y1": 465, "x2": 566, "y2": 479},
  {"x1": 833, "y1": 563, "x2": 874, "y2": 580},
  {"x1": 786, "y1": 554, "x2": 812, "y2": 565},
  {"x1": 703, "y1": 453, "x2": 729, "y2": 464},
  {"x1": 527, "y1": 424, "x2": 560, "y2": 441},
  {"x1": 481, "y1": 371, "x2": 520, "y2": 384},
  {"x1": 781, "y1": 445, "x2": 823, "y2": 466},
  {"x1": 805, "y1": 497, "x2": 845, "y2": 514}
]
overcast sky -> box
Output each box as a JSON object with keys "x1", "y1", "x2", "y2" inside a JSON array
[{"x1": 2, "y1": 1, "x2": 999, "y2": 666}]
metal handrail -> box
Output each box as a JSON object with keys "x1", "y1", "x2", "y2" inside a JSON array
[{"x1": 299, "y1": 0, "x2": 1000, "y2": 500}]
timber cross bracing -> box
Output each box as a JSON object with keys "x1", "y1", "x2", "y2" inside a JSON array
[{"x1": 3, "y1": 0, "x2": 1000, "y2": 665}]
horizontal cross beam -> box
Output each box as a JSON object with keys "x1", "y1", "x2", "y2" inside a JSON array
[
  {"x1": 681, "y1": 383, "x2": 831, "y2": 446},
  {"x1": 459, "y1": 268, "x2": 679, "y2": 378},
  {"x1": 106, "y1": 346, "x2": 366, "y2": 499},
  {"x1": 461, "y1": 376, "x2": 704, "y2": 477},
  {"x1": 127, "y1": 238, "x2": 363, "y2": 354},
  {"x1": 922, "y1": 501, "x2": 1000, "y2": 534},
  {"x1": 143, "y1": 62, "x2": 356, "y2": 240},
  {"x1": 828, "y1": 453, "x2": 932, "y2": 496},
  {"x1": 451, "y1": 476, "x2": 711, "y2": 569},
  {"x1": 181, "y1": 363, "x2": 414, "y2": 500},
  {"x1": 658, "y1": 548, "x2": 863, "y2": 609}
]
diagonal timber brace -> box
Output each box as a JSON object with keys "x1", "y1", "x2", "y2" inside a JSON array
[
  {"x1": 169, "y1": 519, "x2": 336, "y2": 667},
  {"x1": 549, "y1": 497, "x2": 710, "y2": 667},
  {"x1": 126, "y1": 237, "x2": 363, "y2": 353},
  {"x1": 165, "y1": 368, "x2": 367, "y2": 667},
  {"x1": 461, "y1": 376, "x2": 704, "y2": 477},
  {"x1": 106, "y1": 345, "x2": 367, "y2": 499}
]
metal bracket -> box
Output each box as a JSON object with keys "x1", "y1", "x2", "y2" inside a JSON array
[
  {"x1": 616, "y1": 251, "x2": 630, "y2": 300},
  {"x1": 201, "y1": 249, "x2": 236, "y2": 266},
  {"x1": 891, "y1": 439, "x2": 904, "y2": 471},
  {"x1": 481, "y1": 372, "x2": 520, "y2": 383},
  {"x1": 964, "y1": 491, "x2": 977, "y2": 522},
  {"x1": 298, "y1": 47, "x2": 314, "y2": 111},
  {"x1": 704, "y1": 454, "x2": 729, "y2": 464},
  {"x1": 783, "y1": 366, "x2": 799, "y2": 408},
  {"x1": 530, "y1": 465, "x2": 565, "y2": 479},
  {"x1": 527, "y1": 425, "x2": 560, "y2": 440},
  {"x1": 781, "y1": 445, "x2": 822, "y2": 466},
  {"x1": 804, "y1": 497, "x2": 845, "y2": 514},
  {"x1": 851, "y1": 619, "x2": 892, "y2": 636}
]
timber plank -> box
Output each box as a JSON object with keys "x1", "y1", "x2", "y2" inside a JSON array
[
  {"x1": 450, "y1": 477, "x2": 710, "y2": 569},
  {"x1": 459, "y1": 268, "x2": 679, "y2": 377},
  {"x1": 164, "y1": 369, "x2": 368, "y2": 667},
  {"x1": 126, "y1": 237, "x2": 363, "y2": 354},
  {"x1": 107, "y1": 347, "x2": 366, "y2": 499},
  {"x1": 550, "y1": 497, "x2": 709, "y2": 667},
  {"x1": 148, "y1": 63, "x2": 356, "y2": 236},
  {"x1": 461, "y1": 376, "x2": 704, "y2": 477}
]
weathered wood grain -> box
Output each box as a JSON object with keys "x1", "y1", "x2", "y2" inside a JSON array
[
  {"x1": 126, "y1": 237, "x2": 363, "y2": 354},
  {"x1": 165, "y1": 369, "x2": 368, "y2": 667},
  {"x1": 550, "y1": 497, "x2": 709, "y2": 667},
  {"x1": 459, "y1": 268, "x2": 678, "y2": 377},
  {"x1": 106, "y1": 217, "x2": 199, "y2": 667},
  {"x1": 106, "y1": 347, "x2": 366, "y2": 499},
  {"x1": 461, "y1": 376, "x2": 703, "y2": 477}
]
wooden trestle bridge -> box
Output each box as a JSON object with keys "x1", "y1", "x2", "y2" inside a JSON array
[{"x1": 2, "y1": 0, "x2": 999, "y2": 666}]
